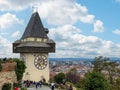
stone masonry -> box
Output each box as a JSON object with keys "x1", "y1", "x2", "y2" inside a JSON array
[{"x1": 0, "y1": 62, "x2": 17, "y2": 89}]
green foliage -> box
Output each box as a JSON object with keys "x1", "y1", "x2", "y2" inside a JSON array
[
  {"x1": 0, "y1": 62, "x2": 2, "y2": 71},
  {"x1": 14, "y1": 58, "x2": 26, "y2": 81},
  {"x1": 112, "y1": 77, "x2": 120, "y2": 90},
  {"x1": 42, "y1": 82, "x2": 49, "y2": 86},
  {"x1": 49, "y1": 77, "x2": 54, "y2": 83},
  {"x1": 76, "y1": 88, "x2": 83, "y2": 90},
  {"x1": 54, "y1": 83, "x2": 66, "y2": 89},
  {"x1": 66, "y1": 68, "x2": 80, "y2": 84},
  {"x1": 84, "y1": 71, "x2": 110, "y2": 90},
  {"x1": 93, "y1": 56, "x2": 109, "y2": 73},
  {"x1": 77, "y1": 78, "x2": 85, "y2": 89},
  {"x1": 75, "y1": 82, "x2": 81, "y2": 88},
  {"x1": 104, "y1": 61, "x2": 119, "y2": 84},
  {"x1": 21, "y1": 87, "x2": 27, "y2": 90},
  {"x1": 54, "y1": 72, "x2": 66, "y2": 84},
  {"x1": 93, "y1": 56, "x2": 120, "y2": 84},
  {"x1": 70, "y1": 68, "x2": 77, "y2": 73},
  {"x1": 13, "y1": 58, "x2": 21, "y2": 62},
  {"x1": 2, "y1": 83, "x2": 11, "y2": 90},
  {"x1": 13, "y1": 82, "x2": 21, "y2": 88}
]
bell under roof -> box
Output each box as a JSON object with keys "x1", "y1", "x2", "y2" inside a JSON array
[{"x1": 21, "y1": 12, "x2": 48, "y2": 39}]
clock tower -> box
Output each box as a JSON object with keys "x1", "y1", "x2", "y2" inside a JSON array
[{"x1": 13, "y1": 12, "x2": 55, "y2": 82}]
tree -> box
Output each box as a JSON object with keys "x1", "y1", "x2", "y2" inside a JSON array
[
  {"x1": 66, "y1": 68, "x2": 80, "y2": 84},
  {"x1": 54, "y1": 72, "x2": 66, "y2": 84},
  {"x1": 93, "y1": 56, "x2": 109, "y2": 73},
  {"x1": 84, "y1": 71, "x2": 110, "y2": 90},
  {"x1": 93, "y1": 56, "x2": 120, "y2": 84},
  {"x1": 74, "y1": 77, "x2": 86, "y2": 89},
  {"x1": 13, "y1": 58, "x2": 26, "y2": 81},
  {"x1": 2, "y1": 83, "x2": 11, "y2": 90},
  {"x1": 104, "y1": 61, "x2": 120, "y2": 84},
  {"x1": 112, "y1": 77, "x2": 120, "y2": 90},
  {"x1": 3, "y1": 57, "x2": 7, "y2": 62}
]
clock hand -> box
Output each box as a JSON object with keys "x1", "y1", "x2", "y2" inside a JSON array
[{"x1": 39, "y1": 62, "x2": 43, "y2": 67}]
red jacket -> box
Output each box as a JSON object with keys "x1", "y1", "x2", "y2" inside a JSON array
[{"x1": 15, "y1": 87, "x2": 18, "y2": 90}]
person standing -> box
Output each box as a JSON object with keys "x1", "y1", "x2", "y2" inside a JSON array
[
  {"x1": 35, "y1": 82, "x2": 38, "y2": 89},
  {"x1": 51, "y1": 82, "x2": 55, "y2": 90},
  {"x1": 39, "y1": 80, "x2": 42, "y2": 88}
]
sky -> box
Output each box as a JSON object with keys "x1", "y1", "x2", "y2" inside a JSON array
[{"x1": 0, "y1": 0, "x2": 120, "y2": 58}]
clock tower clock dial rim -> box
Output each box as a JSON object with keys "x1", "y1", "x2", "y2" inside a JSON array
[{"x1": 34, "y1": 54, "x2": 48, "y2": 70}]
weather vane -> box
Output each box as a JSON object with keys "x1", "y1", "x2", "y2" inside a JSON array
[{"x1": 32, "y1": 5, "x2": 38, "y2": 13}]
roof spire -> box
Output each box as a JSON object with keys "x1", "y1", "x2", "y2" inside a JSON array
[{"x1": 21, "y1": 10, "x2": 48, "y2": 39}]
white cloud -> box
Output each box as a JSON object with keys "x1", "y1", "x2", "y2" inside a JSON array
[
  {"x1": 0, "y1": 13, "x2": 23, "y2": 29},
  {"x1": 0, "y1": 0, "x2": 117, "y2": 58},
  {"x1": 38, "y1": 0, "x2": 95, "y2": 25},
  {"x1": 11, "y1": 31, "x2": 20, "y2": 38},
  {"x1": 49, "y1": 24, "x2": 82, "y2": 40},
  {"x1": 0, "y1": 32, "x2": 8, "y2": 35},
  {"x1": 0, "y1": 36, "x2": 18, "y2": 58},
  {"x1": 0, "y1": 0, "x2": 95, "y2": 25},
  {"x1": 93, "y1": 20, "x2": 104, "y2": 33},
  {"x1": 49, "y1": 25, "x2": 120, "y2": 58},
  {"x1": 0, "y1": 0, "x2": 40, "y2": 11},
  {"x1": 112, "y1": 29, "x2": 120, "y2": 35},
  {"x1": 116, "y1": 0, "x2": 120, "y2": 3}
]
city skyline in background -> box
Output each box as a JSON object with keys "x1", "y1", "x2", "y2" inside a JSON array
[{"x1": 0, "y1": 0, "x2": 120, "y2": 58}]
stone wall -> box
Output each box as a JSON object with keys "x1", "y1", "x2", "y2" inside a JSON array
[
  {"x1": 0, "y1": 71, "x2": 17, "y2": 89},
  {"x1": 1, "y1": 62, "x2": 16, "y2": 72},
  {"x1": 0, "y1": 62, "x2": 17, "y2": 89}
]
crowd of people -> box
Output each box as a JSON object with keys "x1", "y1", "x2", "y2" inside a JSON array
[
  {"x1": 15, "y1": 79, "x2": 73, "y2": 90},
  {"x1": 23, "y1": 80, "x2": 42, "y2": 89},
  {"x1": 21, "y1": 80, "x2": 56, "y2": 90}
]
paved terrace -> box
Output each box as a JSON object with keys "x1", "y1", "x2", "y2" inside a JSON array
[{"x1": 27, "y1": 86, "x2": 58, "y2": 90}]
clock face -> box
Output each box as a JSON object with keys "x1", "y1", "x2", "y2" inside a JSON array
[{"x1": 34, "y1": 54, "x2": 48, "y2": 70}]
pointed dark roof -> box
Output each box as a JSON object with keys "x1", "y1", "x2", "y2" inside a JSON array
[{"x1": 21, "y1": 12, "x2": 48, "y2": 39}]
